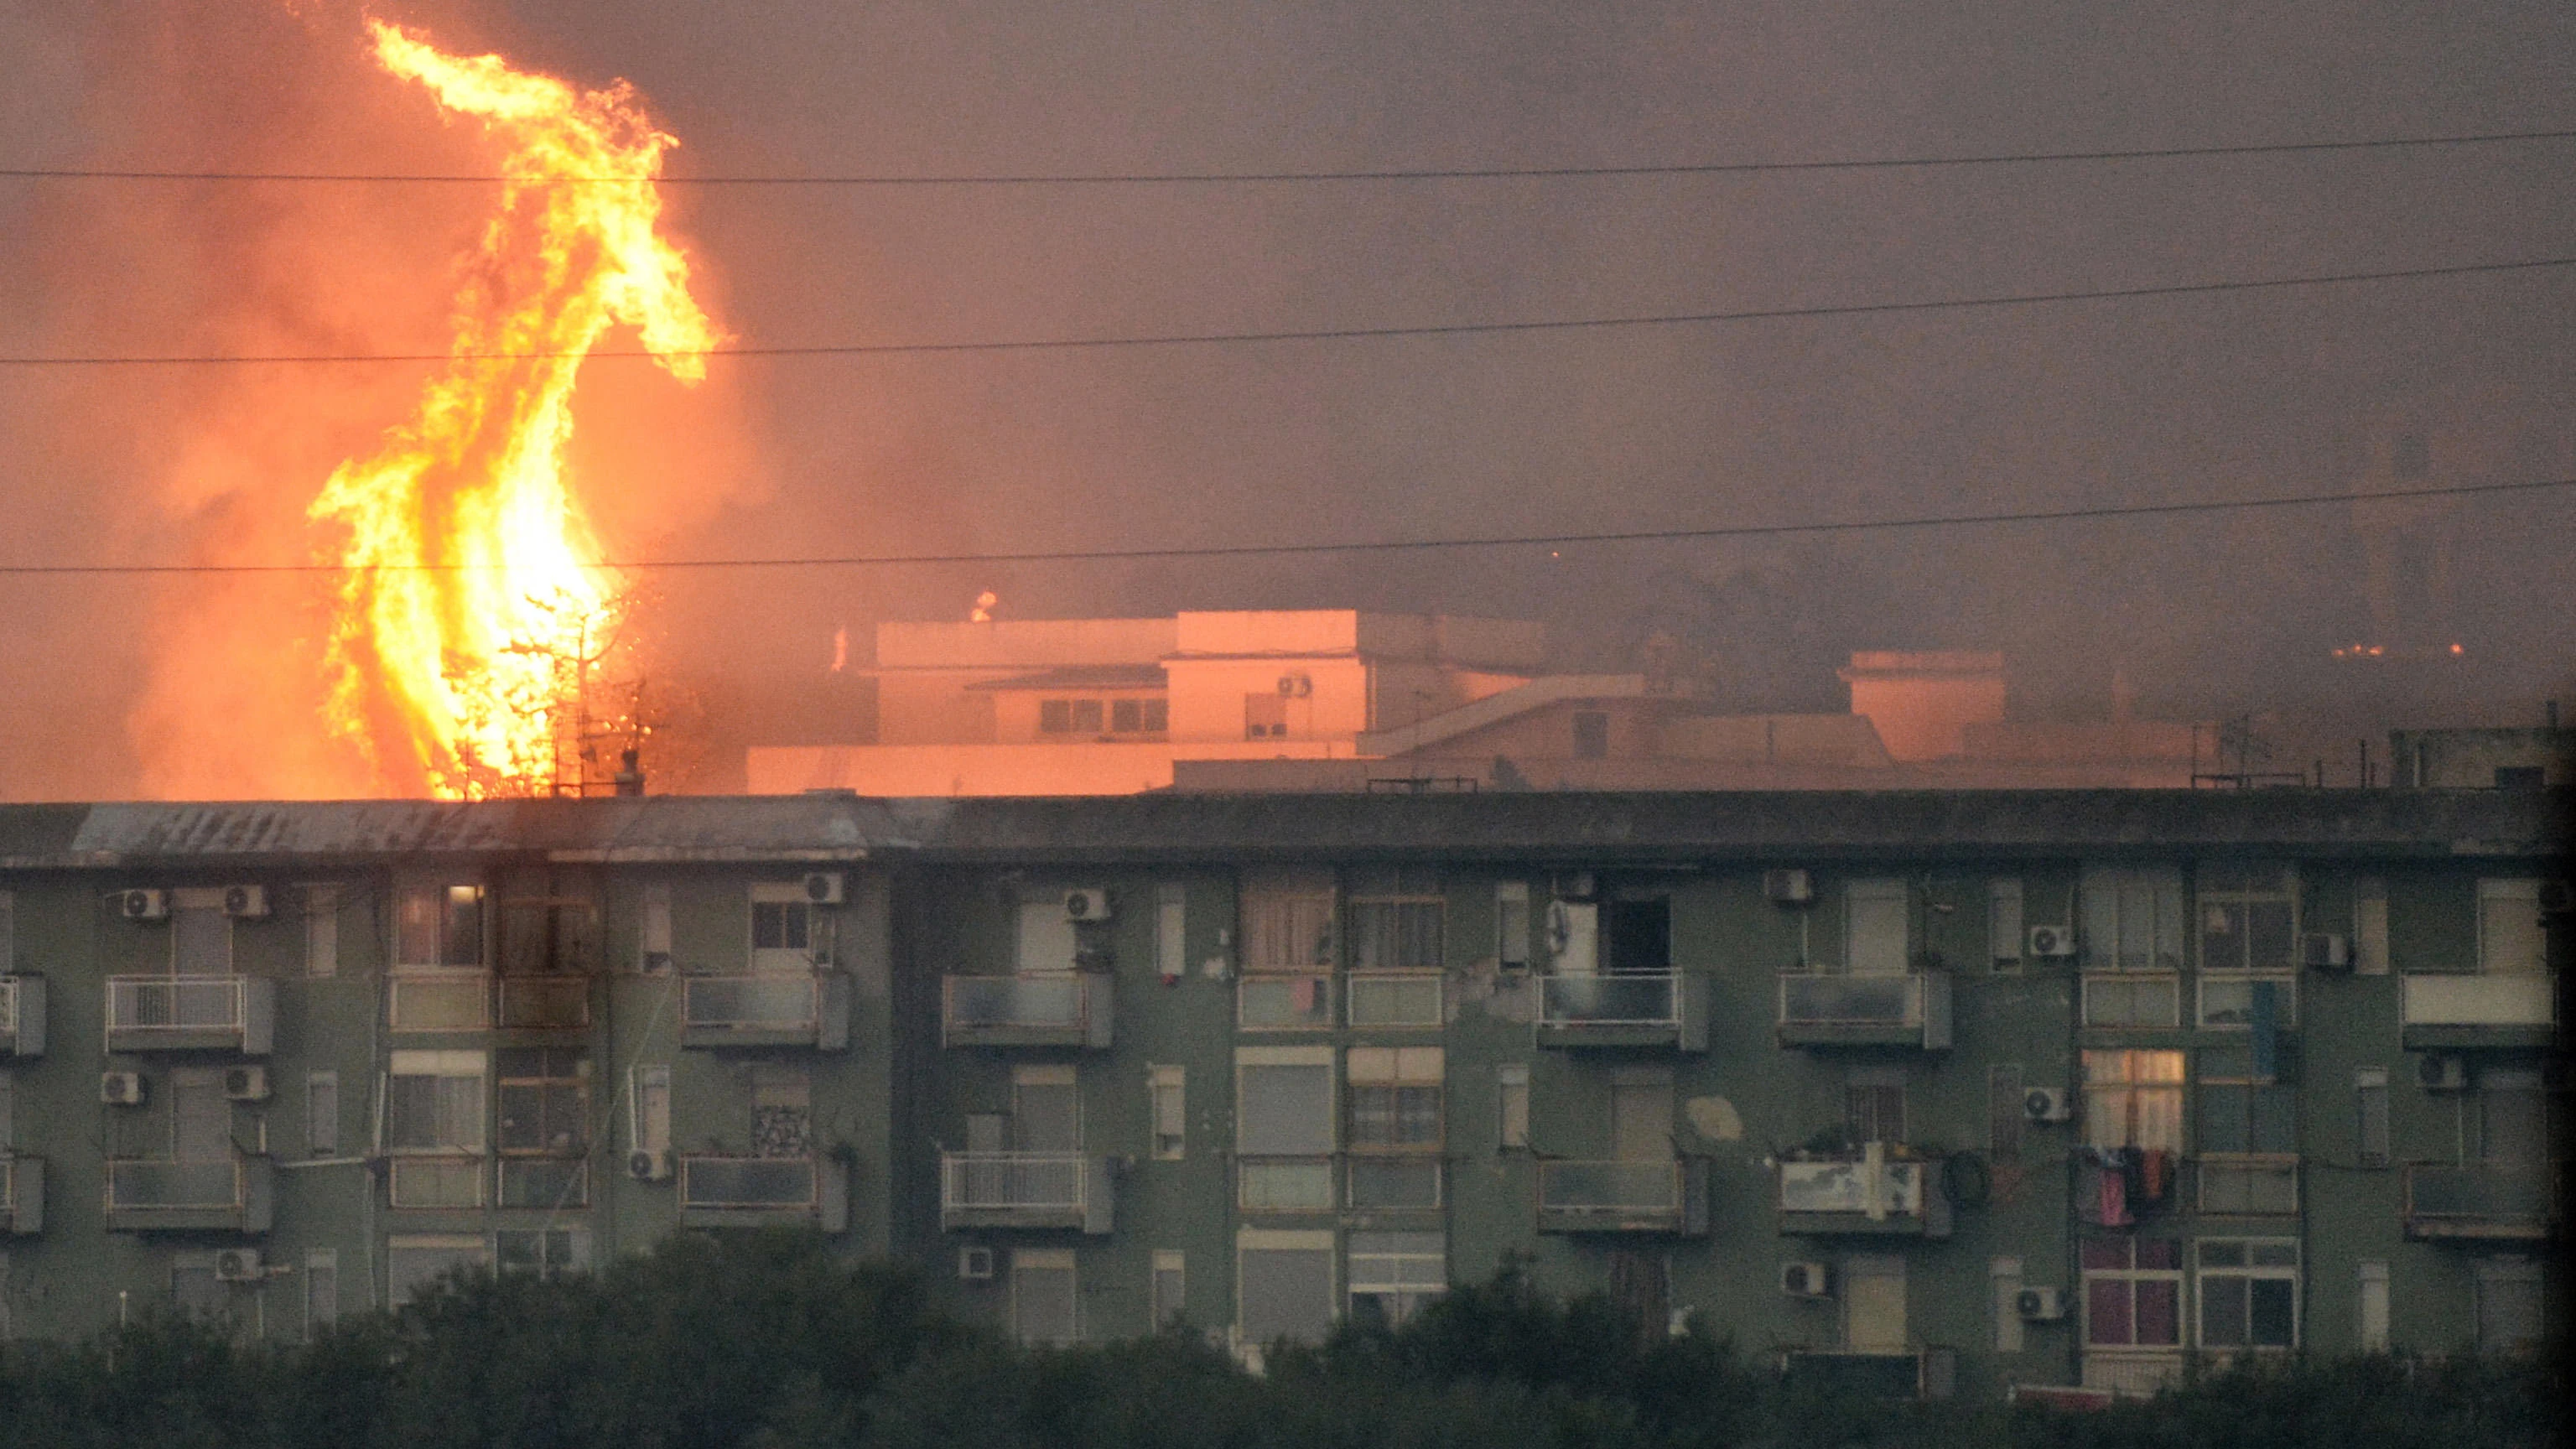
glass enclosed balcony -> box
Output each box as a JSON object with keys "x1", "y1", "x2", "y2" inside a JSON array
[
  {"x1": 1237, "y1": 974, "x2": 1333, "y2": 1031},
  {"x1": 104, "y1": 975, "x2": 273, "y2": 1054},
  {"x1": 1346, "y1": 973, "x2": 1443, "y2": 1029},
  {"x1": 1535, "y1": 1157, "x2": 1710, "y2": 1235},
  {"x1": 939, "y1": 1151, "x2": 1114, "y2": 1233},
  {"x1": 2399, "y1": 975, "x2": 2556, "y2": 1050},
  {"x1": 1776, "y1": 971, "x2": 1952, "y2": 1049},
  {"x1": 942, "y1": 974, "x2": 1112, "y2": 1049},
  {"x1": 0, "y1": 974, "x2": 43, "y2": 1057},
  {"x1": 679, "y1": 973, "x2": 852, "y2": 1051},
  {"x1": 1776, "y1": 1152, "x2": 1951, "y2": 1237},
  {"x1": 678, "y1": 1154, "x2": 849, "y2": 1233},
  {"x1": 495, "y1": 975, "x2": 590, "y2": 1031},
  {"x1": 1534, "y1": 973, "x2": 1708, "y2": 1051},
  {"x1": 105, "y1": 1155, "x2": 273, "y2": 1233},
  {"x1": 2402, "y1": 1161, "x2": 2559, "y2": 1240}
]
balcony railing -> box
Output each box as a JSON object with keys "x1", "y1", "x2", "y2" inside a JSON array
[
  {"x1": 1536, "y1": 1157, "x2": 1710, "y2": 1235},
  {"x1": 940, "y1": 1151, "x2": 1114, "y2": 1233},
  {"x1": 104, "y1": 1155, "x2": 273, "y2": 1233},
  {"x1": 2402, "y1": 1161, "x2": 2560, "y2": 1239},
  {"x1": 1, "y1": 1155, "x2": 42, "y2": 1235},
  {"x1": 1238, "y1": 974, "x2": 1333, "y2": 1031},
  {"x1": 1777, "y1": 1151, "x2": 1950, "y2": 1236},
  {"x1": 1781, "y1": 1348, "x2": 1957, "y2": 1401},
  {"x1": 1347, "y1": 972, "x2": 1443, "y2": 1029},
  {"x1": 1535, "y1": 973, "x2": 1708, "y2": 1051},
  {"x1": 2400, "y1": 975, "x2": 2556, "y2": 1048},
  {"x1": 1238, "y1": 1156, "x2": 1336, "y2": 1213},
  {"x1": 942, "y1": 974, "x2": 1112, "y2": 1049},
  {"x1": 0, "y1": 974, "x2": 43, "y2": 1057},
  {"x1": 104, "y1": 975, "x2": 273, "y2": 1054},
  {"x1": 387, "y1": 1156, "x2": 486, "y2": 1209},
  {"x1": 679, "y1": 973, "x2": 852, "y2": 1051},
  {"x1": 678, "y1": 1154, "x2": 849, "y2": 1233},
  {"x1": 495, "y1": 975, "x2": 590, "y2": 1031},
  {"x1": 1776, "y1": 971, "x2": 1953, "y2": 1049},
  {"x1": 387, "y1": 973, "x2": 491, "y2": 1031}
]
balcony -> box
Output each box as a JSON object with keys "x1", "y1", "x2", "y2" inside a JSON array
[
  {"x1": 105, "y1": 1155, "x2": 273, "y2": 1233},
  {"x1": 1346, "y1": 972, "x2": 1443, "y2": 1029},
  {"x1": 1780, "y1": 1348, "x2": 1957, "y2": 1401},
  {"x1": 939, "y1": 1151, "x2": 1114, "y2": 1233},
  {"x1": 2402, "y1": 1162, "x2": 2560, "y2": 1241},
  {"x1": 2400, "y1": 974, "x2": 2556, "y2": 1050},
  {"x1": 678, "y1": 1154, "x2": 849, "y2": 1233},
  {"x1": 942, "y1": 974, "x2": 1112, "y2": 1050},
  {"x1": 0, "y1": 974, "x2": 43, "y2": 1057},
  {"x1": 679, "y1": 973, "x2": 853, "y2": 1051},
  {"x1": 1777, "y1": 1150, "x2": 1952, "y2": 1237},
  {"x1": 1534, "y1": 973, "x2": 1708, "y2": 1051},
  {"x1": 1238, "y1": 974, "x2": 1333, "y2": 1031},
  {"x1": 104, "y1": 975, "x2": 273, "y2": 1054},
  {"x1": 2, "y1": 1155, "x2": 41, "y2": 1234},
  {"x1": 495, "y1": 975, "x2": 591, "y2": 1031},
  {"x1": 1776, "y1": 972, "x2": 1952, "y2": 1050},
  {"x1": 1536, "y1": 1158, "x2": 1711, "y2": 1235},
  {"x1": 387, "y1": 973, "x2": 490, "y2": 1031}
]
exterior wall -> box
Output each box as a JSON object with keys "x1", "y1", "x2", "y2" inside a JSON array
[{"x1": 2390, "y1": 729, "x2": 2576, "y2": 789}]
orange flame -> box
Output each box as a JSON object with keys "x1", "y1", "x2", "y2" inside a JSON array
[{"x1": 307, "y1": 21, "x2": 719, "y2": 797}]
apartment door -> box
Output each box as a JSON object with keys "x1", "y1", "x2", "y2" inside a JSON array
[
  {"x1": 1610, "y1": 1072, "x2": 1673, "y2": 1161},
  {"x1": 1603, "y1": 898, "x2": 1670, "y2": 975},
  {"x1": 1842, "y1": 1255, "x2": 1908, "y2": 1352},
  {"x1": 172, "y1": 1068, "x2": 231, "y2": 1161},
  {"x1": 1846, "y1": 880, "x2": 1909, "y2": 976},
  {"x1": 1012, "y1": 1066, "x2": 1081, "y2": 1152}
]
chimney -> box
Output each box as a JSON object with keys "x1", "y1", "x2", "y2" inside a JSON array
[{"x1": 614, "y1": 747, "x2": 646, "y2": 797}]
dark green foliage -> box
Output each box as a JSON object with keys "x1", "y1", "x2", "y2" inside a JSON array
[{"x1": 0, "y1": 1235, "x2": 2557, "y2": 1449}]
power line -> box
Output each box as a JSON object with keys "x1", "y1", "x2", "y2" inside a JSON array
[
  {"x1": 5, "y1": 125, "x2": 2571, "y2": 186},
  {"x1": 3, "y1": 475, "x2": 2567, "y2": 579},
  {"x1": 6, "y1": 254, "x2": 2568, "y2": 367}
]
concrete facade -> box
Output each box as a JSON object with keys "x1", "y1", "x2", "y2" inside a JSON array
[{"x1": 0, "y1": 791, "x2": 2561, "y2": 1399}]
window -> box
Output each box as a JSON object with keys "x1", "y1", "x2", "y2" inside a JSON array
[
  {"x1": 1244, "y1": 693, "x2": 1288, "y2": 740},
  {"x1": 397, "y1": 885, "x2": 485, "y2": 969},
  {"x1": 1156, "y1": 883, "x2": 1187, "y2": 976},
  {"x1": 1845, "y1": 878, "x2": 1908, "y2": 975},
  {"x1": 1348, "y1": 1047, "x2": 1442, "y2": 1153},
  {"x1": 171, "y1": 891, "x2": 231, "y2": 974},
  {"x1": 2196, "y1": 1239, "x2": 2298, "y2": 1350},
  {"x1": 2085, "y1": 973, "x2": 2181, "y2": 1028},
  {"x1": 2353, "y1": 877, "x2": 2389, "y2": 974},
  {"x1": 1149, "y1": 1065, "x2": 1185, "y2": 1161},
  {"x1": 2476, "y1": 1069, "x2": 2547, "y2": 1164},
  {"x1": 2199, "y1": 863, "x2": 2297, "y2": 971},
  {"x1": 754, "y1": 1065, "x2": 814, "y2": 1157},
  {"x1": 1495, "y1": 1064, "x2": 1530, "y2": 1150},
  {"x1": 1571, "y1": 711, "x2": 1610, "y2": 759},
  {"x1": 0, "y1": 1072, "x2": 12, "y2": 1150},
  {"x1": 1109, "y1": 699, "x2": 1168, "y2": 733},
  {"x1": 306, "y1": 1070, "x2": 339, "y2": 1157},
  {"x1": 387, "y1": 1234, "x2": 487, "y2": 1306},
  {"x1": 638, "y1": 883, "x2": 673, "y2": 973},
  {"x1": 1987, "y1": 1064, "x2": 2023, "y2": 1163},
  {"x1": 2475, "y1": 1259, "x2": 2543, "y2": 1354},
  {"x1": 0, "y1": 890, "x2": 11, "y2": 972},
  {"x1": 2080, "y1": 865, "x2": 2185, "y2": 972},
  {"x1": 2355, "y1": 1261, "x2": 2389, "y2": 1353},
  {"x1": 1242, "y1": 881, "x2": 1336, "y2": 971},
  {"x1": 499, "y1": 896, "x2": 595, "y2": 977},
  {"x1": 496, "y1": 1228, "x2": 586, "y2": 1280},
  {"x1": 2083, "y1": 1050, "x2": 2184, "y2": 1152},
  {"x1": 1347, "y1": 1156, "x2": 1441, "y2": 1208},
  {"x1": 1237, "y1": 1048, "x2": 1334, "y2": 1211},
  {"x1": 169, "y1": 1255, "x2": 231, "y2": 1324},
  {"x1": 1841, "y1": 1255, "x2": 1907, "y2": 1352},
  {"x1": 1845, "y1": 1078, "x2": 1907, "y2": 1145},
  {"x1": 2195, "y1": 1046, "x2": 2298, "y2": 1214},
  {"x1": 304, "y1": 884, "x2": 338, "y2": 978},
  {"x1": 2477, "y1": 880, "x2": 2545, "y2": 974},
  {"x1": 1348, "y1": 1232, "x2": 1445, "y2": 1327},
  {"x1": 2199, "y1": 975, "x2": 2295, "y2": 1031},
  {"x1": 1348, "y1": 896, "x2": 1444, "y2": 972},
  {"x1": 2355, "y1": 1067, "x2": 2390, "y2": 1168},
  {"x1": 304, "y1": 1249, "x2": 338, "y2": 1339},
  {"x1": 1010, "y1": 1249, "x2": 1078, "y2": 1346},
  {"x1": 497, "y1": 1049, "x2": 589, "y2": 1206},
  {"x1": 749, "y1": 887, "x2": 814, "y2": 971},
  {"x1": 387, "y1": 1051, "x2": 486, "y2": 1153},
  {"x1": 1989, "y1": 878, "x2": 2024, "y2": 971},
  {"x1": 1238, "y1": 1229, "x2": 1335, "y2": 1348},
  {"x1": 1040, "y1": 699, "x2": 1106, "y2": 735},
  {"x1": 2081, "y1": 1238, "x2": 2182, "y2": 1350},
  {"x1": 1495, "y1": 882, "x2": 1531, "y2": 969},
  {"x1": 1151, "y1": 1249, "x2": 1187, "y2": 1329}
]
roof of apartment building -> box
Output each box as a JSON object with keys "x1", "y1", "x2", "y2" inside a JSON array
[{"x1": 0, "y1": 788, "x2": 2558, "y2": 870}]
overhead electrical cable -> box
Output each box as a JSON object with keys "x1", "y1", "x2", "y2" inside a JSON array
[
  {"x1": 2, "y1": 475, "x2": 2567, "y2": 578},
  {"x1": 3, "y1": 254, "x2": 2568, "y2": 367},
  {"x1": 3, "y1": 125, "x2": 2570, "y2": 186}
]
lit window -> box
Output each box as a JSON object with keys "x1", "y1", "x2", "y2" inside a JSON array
[{"x1": 2083, "y1": 1050, "x2": 2184, "y2": 1152}]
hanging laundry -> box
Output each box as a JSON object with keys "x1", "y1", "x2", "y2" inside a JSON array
[{"x1": 2140, "y1": 1148, "x2": 2172, "y2": 1202}]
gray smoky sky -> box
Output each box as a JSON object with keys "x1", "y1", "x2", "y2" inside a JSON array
[{"x1": 3, "y1": 0, "x2": 2573, "y2": 797}]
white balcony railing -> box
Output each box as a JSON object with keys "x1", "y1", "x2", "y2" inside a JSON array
[
  {"x1": 942, "y1": 1151, "x2": 1091, "y2": 1215},
  {"x1": 1346, "y1": 972, "x2": 1442, "y2": 1028},
  {"x1": 106, "y1": 976, "x2": 249, "y2": 1032},
  {"x1": 1237, "y1": 974, "x2": 1333, "y2": 1031},
  {"x1": 2401, "y1": 974, "x2": 2555, "y2": 1028},
  {"x1": 106, "y1": 1158, "x2": 247, "y2": 1212},
  {"x1": 1536, "y1": 974, "x2": 1680, "y2": 1028}
]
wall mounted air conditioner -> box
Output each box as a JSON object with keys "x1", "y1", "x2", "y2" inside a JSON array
[
  {"x1": 118, "y1": 889, "x2": 169, "y2": 922},
  {"x1": 2025, "y1": 924, "x2": 2076, "y2": 958},
  {"x1": 101, "y1": 1071, "x2": 146, "y2": 1107},
  {"x1": 2023, "y1": 1088, "x2": 2072, "y2": 1123},
  {"x1": 1780, "y1": 1261, "x2": 1831, "y2": 1298},
  {"x1": 802, "y1": 872, "x2": 845, "y2": 906},
  {"x1": 1763, "y1": 870, "x2": 1813, "y2": 905},
  {"x1": 223, "y1": 1065, "x2": 271, "y2": 1102},
  {"x1": 958, "y1": 1245, "x2": 996, "y2": 1281},
  {"x1": 1063, "y1": 888, "x2": 1113, "y2": 922},
  {"x1": 2300, "y1": 933, "x2": 2351, "y2": 971},
  {"x1": 222, "y1": 886, "x2": 271, "y2": 919},
  {"x1": 628, "y1": 1149, "x2": 673, "y2": 1182},
  {"x1": 2418, "y1": 1055, "x2": 2468, "y2": 1092},
  {"x1": 2016, "y1": 1287, "x2": 2067, "y2": 1322},
  {"x1": 215, "y1": 1249, "x2": 264, "y2": 1283}
]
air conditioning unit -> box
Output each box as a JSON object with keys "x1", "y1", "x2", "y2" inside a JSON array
[
  {"x1": 223, "y1": 1065, "x2": 271, "y2": 1102},
  {"x1": 222, "y1": 885, "x2": 271, "y2": 919},
  {"x1": 2016, "y1": 1287, "x2": 2067, "y2": 1322},
  {"x1": 118, "y1": 889, "x2": 169, "y2": 922},
  {"x1": 214, "y1": 1249, "x2": 264, "y2": 1283},
  {"x1": 628, "y1": 1149, "x2": 673, "y2": 1182},
  {"x1": 101, "y1": 1071, "x2": 146, "y2": 1107},
  {"x1": 2300, "y1": 932, "x2": 2351, "y2": 971},
  {"x1": 2023, "y1": 1087, "x2": 2072, "y2": 1123},
  {"x1": 802, "y1": 872, "x2": 845, "y2": 906},
  {"x1": 2418, "y1": 1054, "x2": 2468, "y2": 1092},
  {"x1": 1275, "y1": 673, "x2": 1312, "y2": 698},
  {"x1": 1780, "y1": 1261, "x2": 1831, "y2": 1298},
  {"x1": 958, "y1": 1245, "x2": 996, "y2": 1281},
  {"x1": 1763, "y1": 869, "x2": 1813, "y2": 905},
  {"x1": 2026, "y1": 924, "x2": 2076, "y2": 958},
  {"x1": 1063, "y1": 888, "x2": 1113, "y2": 922}
]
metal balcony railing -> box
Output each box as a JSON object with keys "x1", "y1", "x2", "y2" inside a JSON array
[
  {"x1": 0, "y1": 975, "x2": 42, "y2": 1057},
  {"x1": 104, "y1": 1154, "x2": 273, "y2": 1233},
  {"x1": 1777, "y1": 1154, "x2": 1940, "y2": 1231},
  {"x1": 1537, "y1": 1158, "x2": 1707, "y2": 1233},
  {"x1": 1237, "y1": 974, "x2": 1333, "y2": 1031},
  {"x1": 941, "y1": 974, "x2": 1111, "y2": 1048},
  {"x1": 678, "y1": 1154, "x2": 849, "y2": 1233},
  {"x1": 1776, "y1": 972, "x2": 1952, "y2": 1049},
  {"x1": 940, "y1": 1151, "x2": 1114, "y2": 1233},
  {"x1": 105, "y1": 975, "x2": 273, "y2": 1053},
  {"x1": 2402, "y1": 1161, "x2": 2560, "y2": 1239},
  {"x1": 495, "y1": 975, "x2": 589, "y2": 1030},
  {"x1": 1346, "y1": 972, "x2": 1443, "y2": 1028}
]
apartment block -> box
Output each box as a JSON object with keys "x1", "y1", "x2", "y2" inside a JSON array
[{"x1": 0, "y1": 791, "x2": 2560, "y2": 1398}]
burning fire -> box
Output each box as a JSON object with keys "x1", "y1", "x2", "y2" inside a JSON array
[{"x1": 307, "y1": 21, "x2": 719, "y2": 797}]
